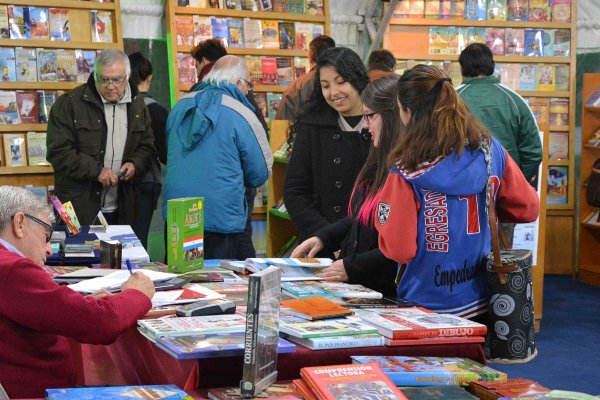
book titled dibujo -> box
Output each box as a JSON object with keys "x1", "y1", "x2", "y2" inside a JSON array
[{"x1": 167, "y1": 197, "x2": 204, "y2": 273}]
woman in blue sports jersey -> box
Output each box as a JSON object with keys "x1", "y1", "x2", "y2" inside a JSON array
[{"x1": 375, "y1": 65, "x2": 539, "y2": 323}]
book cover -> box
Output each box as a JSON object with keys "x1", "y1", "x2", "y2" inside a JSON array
[
  {"x1": 192, "y1": 15, "x2": 212, "y2": 45},
  {"x1": 287, "y1": 333, "x2": 384, "y2": 350},
  {"x1": 261, "y1": 57, "x2": 277, "y2": 85},
  {"x1": 62, "y1": 201, "x2": 81, "y2": 232},
  {"x1": 280, "y1": 316, "x2": 379, "y2": 339},
  {"x1": 585, "y1": 87, "x2": 600, "y2": 106},
  {"x1": 258, "y1": 0, "x2": 273, "y2": 11},
  {"x1": 445, "y1": 27, "x2": 462, "y2": 54},
  {"x1": 0, "y1": 47, "x2": 16, "y2": 82},
  {"x1": 49, "y1": 8, "x2": 71, "y2": 41},
  {"x1": 240, "y1": 266, "x2": 282, "y2": 397},
  {"x1": 278, "y1": 21, "x2": 295, "y2": 50},
  {"x1": 467, "y1": 378, "x2": 551, "y2": 400},
  {"x1": 394, "y1": 0, "x2": 411, "y2": 17},
  {"x1": 293, "y1": 57, "x2": 309, "y2": 78},
  {"x1": 90, "y1": 10, "x2": 113, "y2": 43},
  {"x1": 266, "y1": 92, "x2": 282, "y2": 120},
  {"x1": 56, "y1": 49, "x2": 77, "y2": 82},
  {"x1": 45, "y1": 385, "x2": 192, "y2": 399},
  {"x1": 409, "y1": 0, "x2": 425, "y2": 17},
  {"x1": 261, "y1": 19, "x2": 279, "y2": 49},
  {"x1": 37, "y1": 48, "x2": 57, "y2": 82},
  {"x1": 8, "y1": 6, "x2": 30, "y2": 39},
  {"x1": 227, "y1": 18, "x2": 244, "y2": 48},
  {"x1": 15, "y1": 47, "x2": 37, "y2": 82},
  {"x1": 467, "y1": 27, "x2": 486, "y2": 44},
  {"x1": 253, "y1": 91, "x2": 268, "y2": 120},
  {"x1": 224, "y1": 0, "x2": 243, "y2": 9},
  {"x1": 485, "y1": 28, "x2": 505, "y2": 55},
  {"x1": 384, "y1": 335, "x2": 485, "y2": 346},
  {"x1": 548, "y1": 132, "x2": 568, "y2": 161},
  {"x1": 27, "y1": 131, "x2": 49, "y2": 166},
  {"x1": 351, "y1": 356, "x2": 506, "y2": 387},
  {"x1": 37, "y1": 90, "x2": 58, "y2": 123},
  {"x1": 498, "y1": 63, "x2": 520, "y2": 90},
  {"x1": 177, "y1": 53, "x2": 197, "y2": 85},
  {"x1": 28, "y1": 7, "x2": 49, "y2": 40},
  {"x1": 551, "y1": 0, "x2": 571, "y2": 22},
  {"x1": 527, "y1": 97, "x2": 549, "y2": 126},
  {"x1": 175, "y1": 16, "x2": 194, "y2": 46},
  {"x1": 137, "y1": 313, "x2": 246, "y2": 341},
  {"x1": 306, "y1": 0, "x2": 323, "y2": 15},
  {"x1": 243, "y1": 18, "x2": 262, "y2": 48},
  {"x1": 537, "y1": 64, "x2": 555, "y2": 91},
  {"x1": 245, "y1": 55, "x2": 263, "y2": 84},
  {"x1": 554, "y1": 64, "x2": 569, "y2": 91},
  {"x1": 518, "y1": 64, "x2": 537, "y2": 90},
  {"x1": 75, "y1": 49, "x2": 96, "y2": 83},
  {"x1": 0, "y1": 90, "x2": 19, "y2": 124},
  {"x1": 276, "y1": 57, "x2": 293, "y2": 86},
  {"x1": 0, "y1": 5, "x2": 8, "y2": 38},
  {"x1": 293, "y1": 379, "x2": 318, "y2": 400},
  {"x1": 401, "y1": 385, "x2": 479, "y2": 400},
  {"x1": 3, "y1": 133, "x2": 27, "y2": 167},
  {"x1": 439, "y1": 0, "x2": 451, "y2": 19},
  {"x1": 281, "y1": 296, "x2": 353, "y2": 320},
  {"x1": 504, "y1": 28, "x2": 524, "y2": 55},
  {"x1": 424, "y1": 0, "x2": 440, "y2": 18},
  {"x1": 542, "y1": 29, "x2": 554, "y2": 57},
  {"x1": 282, "y1": 280, "x2": 383, "y2": 299},
  {"x1": 167, "y1": 197, "x2": 204, "y2": 273},
  {"x1": 507, "y1": 0, "x2": 527, "y2": 20},
  {"x1": 527, "y1": 0, "x2": 550, "y2": 21},
  {"x1": 549, "y1": 97, "x2": 569, "y2": 126},
  {"x1": 449, "y1": 0, "x2": 465, "y2": 18},
  {"x1": 294, "y1": 22, "x2": 312, "y2": 51},
  {"x1": 207, "y1": 0, "x2": 224, "y2": 7},
  {"x1": 49, "y1": 195, "x2": 79, "y2": 235},
  {"x1": 241, "y1": 0, "x2": 259, "y2": 11},
  {"x1": 353, "y1": 307, "x2": 487, "y2": 340},
  {"x1": 272, "y1": 0, "x2": 289, "y2": 12},
  {"x1": 464, "y1": 0, "x2": 486, "y2": 20},
  {"x1": 16, "y1": 91, "x2": 38, "y2": 124},
  {"x1": 429, "y1": 27, "x2": 449, "y2": 54},
  {"x1": 552, "y1": 29, "x2": 570, "y2": 57},
  {"x1": 487, "y1": 0, "x2": 507, "y2": 20},
  {"x1": 208, "y1": 382, "x2": 299, "y2": 400},
  {"x1": 288, "y1": 0, "x2": 305, "y2": 14},
  {"x1": 211, "y1": 16, "x2": 230, "y2": 47},
  {"x1": 300, "y1": 363, "x2": 408, "y2": 400},
  {"x1": 100, "y1": 239, "x2": 122, "y2": 269},
  {"x1": 547, "y1": 166, "x2": 568, "y2": 204}
]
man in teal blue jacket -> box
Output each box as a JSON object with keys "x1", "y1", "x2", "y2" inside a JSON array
[
  {"x1": 163, "y1": 55, "x2": 273, "y2": 258},
  {"x1": 457, "y1": 43, "x2": 542, "y2": 184}
]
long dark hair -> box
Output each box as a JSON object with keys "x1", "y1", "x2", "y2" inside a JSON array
[
  {"x1": 389, "y1": 64, "x2": 490, "y2": 170},
  {"x1": 349, "y1": 75, "x2": 402, "y2": 226},
  {"x1": 286, "y1": 47, "x2": 369, "y2": 150}
]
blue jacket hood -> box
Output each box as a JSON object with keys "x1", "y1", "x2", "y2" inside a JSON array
[
  {"x1": 398, "y1": 145, "x2": 488, "y2": 196},
  {"x1": 167, "y1": 82, "x2": 255, "y2": 150}
]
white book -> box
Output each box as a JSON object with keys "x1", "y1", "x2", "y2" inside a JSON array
[
  {"x1": 286, "y1": 333, "x2": 384, "y2": 350},
  {"x1": 68, "y1": 269, "x2": 176, "y2": 293}
]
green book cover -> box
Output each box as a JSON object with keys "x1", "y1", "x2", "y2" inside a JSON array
[{"x1": 167, "y1": 197, "x2": 204, "y2": 273}]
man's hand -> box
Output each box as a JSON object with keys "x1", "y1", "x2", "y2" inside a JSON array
[
  {"x1": 98, "y1": 167, "x2": 119, "y2": 187},
  {"x1": 314, "y1": 259, "x2": 349, "y2": 282},
  {"x1": 290, "y1": 236, "x2": 324, "y2": 258},
  {"x1": 119, "y1": 162, "x2": 136, "y2": 182},
  {"x1": 121, "y1": 271, "x2": 155, "y2": 299}
]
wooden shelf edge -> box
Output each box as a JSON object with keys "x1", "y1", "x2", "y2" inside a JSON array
[
  {"x1": 395, "y1": 53, "x2": 570, "y2": 64},
  {"x1": 174, "y1": 6, "x2": 325, "y2": 23},
  {"x1": 549, "y1": 125, "x2": 570, "y2": 131},
  {"x1": 389, "y1": 18, "x2": 571, "y2": 29},
  {"x1": 177, "y1": 45, "x2": 309, "y2": 58},
  {"x1": 0, "y1": 38, "x2": 119, "y2": 50},
  {"x1": 0, "y1": 81, "x2": 80, "y2": 91},
  {"x1": 0, "y1": 166, "x2": 53, "y2": 175},
  {"x1": 0, "y1": 124, "x2": 47, "y2": 132},
  {"x1": 8, "y1": 0, "x2": 115, "y2": 10}
]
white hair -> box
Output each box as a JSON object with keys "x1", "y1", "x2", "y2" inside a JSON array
[
  {"x1": 94, "y1": 48, "x2": 131, "y2": 82},
  {"x1": 0, "y1": 186, "x2": 55, "y2": 232},
  {"x1": 202, "y1": 55, "x2": 249, "y2": 86}
]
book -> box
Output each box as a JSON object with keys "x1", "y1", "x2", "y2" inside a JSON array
[
  {"x1": 353, "y1": 307, "x2": 487, "y2": 340},
  {"x1": 548, "y1": 132, "x2": 568, "y2": 161},
  {"x1": 536, "y1": 64, "x2": 556, "y2": 91},
  {"x1": 288, "y1": 0, "x2": 305, "y2": 14},
  {"x1": 178, "y1": 53, "x2": 197, "y2": 85},
  {"x1": 254, "y1": 91, "x2": 268, "y2": 120},
  {"x1": 280, "y1": 316, "x2": 379, "y2": 339},
  {"x1": 272, "y1": 0, "x2": 289, "y2": 12},
  {"x1": 49, "y1": 8, "x2": 70, "y2": 41},
  {"x1": 15, "y1": 47, "x2": 37, "y2": 82},
  {"x1": 227, "y1": 18, "x2": 244, "y2": 48},
  {"x1": 0, "y1": 5, "x2": 8, "y2": 38},
  {"x1": 175, "y1": 16, "x2": 194, "y2": 46},
  {"x1": 90, "y1": 10, "x2": 113, "y2": 42},
  {"x1": 486, "y1": 28, "x2": 505, "y2": 55},
  {"x1": 429, "y1": 27, "x2": 449, "y2": 54},
  {"x1": 100, "y1": 239, "x2": 122, "y2": 269},
  {"x1": 211, "y1": 16, "x2": 229, "y2": 47},
  {"x1": 26, "y1": 131, "x2": 49, "y2": 166},
  {"x1": 400, "y1": 385, "x2": 479, "y2": 400},
  {"x1": 518, "y1": 64, "x2": 537, "y2": 91},
  {"x1": 424, "y1": 0, "x2": 440, "y2": 18},
  {"x1": 547, "y1": 166, "x2": 568, "y2": 204},
  {"x1": 243, "y1": 18, "x2": 262, "y2": 48},
  {"x1": 467, "y1": 378, "x2": 551, "y2": 400},
  {"x1": 300, "y1": 363, "x2": 408, "y2": 400},
  {"x1": 498, "y1": 63, "x2": 520, "y2": 90},
  {"x1": 193, "y1": 15, "x2": 212, "y2": 45},
  {"x1": 294, "y1": 22, "x2": 312, "y2": 51},
  {"x1": 75, "y1": 49, "x2": 96, "y2": 83},
  {"x1": 37, "y1": 48, "x2": 57, "y2": 82},
  {"x1": 282, "y1": 280, "x2": 383, "y2": 299},
  {"x1": 241, "y1": 0, "x2": 259, "y2": 11},
  {"x1": 552, "y1": 29, "x2": 570, "y2": 57},
  {"x1": 507, "y1": 0, "x2": 527, "y2": 20},
  {"x1": 329, "y1": 296, "x2": 415, "y2": 309},
  {"x1": 0, "y1": 91, "x2": 19, "y2": 124},
  {"x1": 240, "y1": 266, "x2": 282, "y2": 397},
  {"x1": 61, "y1": 201, "x2": 81, "y2": 233},
  {"x1": 3, "y1": 133, "x2": 27, "y2": 166},
  {"x1": 464, "y1": 0, "x2": 486, "y2": 19},
  {"x1": 287, "y1": 333, "x2": 384, "y2": 350},
  {"x1": 487, "y1": 0, "x2": 507, "y2": 20},
  {"x1": 156, "y1": 333, "x2": 294, "y2": 359},
  {"x1": 467, "y1": 27, "x2": 486, "y2": 44},
  {"x1": 37, "y1": 90, "x2": 59, "y2": 123},
  {"x1": 0, "y1": 48, "x2": 16, "y2": 82},
  {"x1": 524, "y1": 29, "x2": 543, "y2": 56},
  {"x1": 28, "y1": 7, "x2": 49, "y2": 40},
  {"x1": 504, "y1": 28, "x2": 525, "y2": 55},
  {"x1": 527, "y1": 97, "x2": 549, "y2": 126},
  {"x1": 409, "y1": 0, "x2": 425, "y2": 17},
  {"x1": 384, "y1": 335, "x2": 485, "y2": 346},
  {"x1": 50, "y1": 195, "x2": 79, "y2": 235},
  {"x1": 45, "y1": 385, "x2": 192, "y2": 399},
  {"x1": 278, "y1": 21, "x2": 295, "y2": 50},
  {"x1": 137, "y1": 313, "x2": 246, "y2": 342},
  {"x1": 261, "y1": 19, "x2": 279, "y2": 49},
  {"x1": 56, "y1": 49, "x2": 77, "y2": 82},
  {"x1": 351, "y1": 356, "x2": 507, "y2": 386},
  {"x1": 527, "y1": 0, "x2": 549, "y2": 21},
  {"x1": 167, "y1": 197, "x2": 204, "y2": 273},
  {"x1": 224, "y1": 0, "x2": 242, "y2": 9},
  {"x1": 585, "y1": 87, "x2": 600, "y2": 107},
  {"x1": 266, "y1": 92, "x2": 282, "y2": 120},
  {"x1": 281, "y1": 296, "x2": 354, "y2": 321},
  {"x1": 306, "y1": 0, "x2": 323, "y2": 15},
  {"x1": 549, "y1": 97, "x2": 569, "y2": 126},
  {"x1": 551, "y1": 0, "x2": 571, "y2": 22},
  {"x1": 208, "y1": 382, "x2": 300, "y2": 400},
  {"x1": 8, "y1": 6, "x2": 29, "y2": 39},
  {"x1": 259, "y1": 0, "x2": 273, "y2": 11},
  {"x1": 276, "y1": 57, "x2": 293, "y2": 86}
]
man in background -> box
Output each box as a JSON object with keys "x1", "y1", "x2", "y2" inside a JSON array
[
  {"x1": 275, "y1": 34, "x2": 335, "y2": 120},
  {"x1": 0, "y1": 185, "x2": 154, "y2": 398},
  {"x1": 367, "y1": 49, "x2": 397, "y2": 81},
  {"x1": 190, "y1": 38, "x2": 228, "y2": 85},
  {"x1": 47, "y1": 48, "x2": 156, "y2": 228}
]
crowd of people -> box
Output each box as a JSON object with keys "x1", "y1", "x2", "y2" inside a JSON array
[{"x1": 0, "y1": 36, "x2": 541, "y2": 397}]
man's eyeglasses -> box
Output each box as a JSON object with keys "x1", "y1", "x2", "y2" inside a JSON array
[
  {"x1": 363, "y1": 111, "x2": 379, "y2": 124},
  {"x1": 24, "y1": 214, "x2": 53, "y2": 243},
  {"x1": 240, "y1": 78, "x2": 254, "y2": 91},
  {"x1": 98, "y1": 76, "x2": 126, "y2": 88}
]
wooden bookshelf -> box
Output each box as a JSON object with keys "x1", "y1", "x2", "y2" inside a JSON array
[
  {"x1": 578, "y1": 73, "x2": 600, "y2": 286},
  {"x1": 0, "y1": 0, "x2": 123, "y2": 189}
]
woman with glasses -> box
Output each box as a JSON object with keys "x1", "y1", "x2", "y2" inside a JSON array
[
  {"x1": 290, "y1": 75, "x2": 400, "y2": 297},
  {"x1": 284, "y1": 47, "x2": 372, "y2": 258}
]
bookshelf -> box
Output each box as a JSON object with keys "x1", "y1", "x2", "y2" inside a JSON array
[
  {"x1": 578, "y1": 73, "x2": 600, "y2": 286},
  {"x1": 164, "y1": 0, "x2": 330, "y2": 107},
  {"x1": 0, "y1": 0, "x2": 123, "y2": 188}
]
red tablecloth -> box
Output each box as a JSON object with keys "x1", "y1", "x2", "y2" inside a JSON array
[{"x1": 73, "y1": 328, "x2": 485, "y2": 391}]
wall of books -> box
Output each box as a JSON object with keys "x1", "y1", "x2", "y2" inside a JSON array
[
  {"x1": 384, "y1": 0, "x2": 577, "y2": 279},
  {"x1": 0, "y1": 0, "x2": 123, "y2": 201}
]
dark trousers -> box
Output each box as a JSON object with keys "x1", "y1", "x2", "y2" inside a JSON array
[
  {"x1": 131, "y1": 182, "x2": 156, "y2": 250},
  {"x1": 235, "y1": 187, "x2": 257, "y2": 260}
]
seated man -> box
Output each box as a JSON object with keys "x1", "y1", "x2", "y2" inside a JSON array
[{"x1": 0, "y1": 186, "x2": 155, "y2": 399}]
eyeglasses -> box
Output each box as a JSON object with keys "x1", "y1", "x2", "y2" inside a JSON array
[
  {"x1": 240, "y1": 78, "x2": 254, "y2": 91},
  {"x1": 363, "y1": 111, "x2": 380, "y2": 124},
  {"x1": 24, "y1": 214, "x2": 53, "y2": 243},
  {"x1": 98, "y1": 76, "x2": 126, "y2": 88}
]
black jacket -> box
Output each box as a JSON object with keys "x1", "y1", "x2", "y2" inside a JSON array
[{"x1": 284, "y1": 106, "x2": 371, "y2": 244}]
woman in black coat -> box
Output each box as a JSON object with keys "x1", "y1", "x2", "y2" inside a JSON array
[
  {"x1": 290, "y1": 75, "x2": 402, "y2": 297},
  {"x1": 284, "y1": 47, "x2": 372, "y2": 255}
]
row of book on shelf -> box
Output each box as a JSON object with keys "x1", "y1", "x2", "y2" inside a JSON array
[
  {"x1": 428, "y1": 26, "x2": 570, "y2": 57},
  {"x1": 176, "y1": 15, "x2": 324, "y2": 51},
  {"x1": 0, "y1": 47, "x2": 98, "y2": 83},
  {"x1": 0, "y1": 6, "x2": 114, "y2": 43},
  {"x1": 393, "y1": 0, "x2": 571, "y2": 23},
  {"x1": 177, "y1": 0, "x2": 324, "y2": 15},
  {"x1": 0, "y1": 90, "x2": 62, "y2": 125},
  {"x1": 0, "y1": 131, "x2": 48, "y2": 168}
]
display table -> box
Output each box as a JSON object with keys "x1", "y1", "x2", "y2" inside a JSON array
[{"x1": 73, "y1": 327, "x2": 486, "y2": 392}]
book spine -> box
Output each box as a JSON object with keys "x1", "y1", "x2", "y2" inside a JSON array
[
  {"x1": 240, "y1": 273, "x2": 260, "y2": 397},
  {"x1": 308, "y1": 336, "x2": 384, "y2": 350},
  {"x1": 391, "y1": 326, "x2": 488, "y2": 339}
]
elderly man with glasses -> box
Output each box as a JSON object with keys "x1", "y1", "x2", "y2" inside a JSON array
[
  {"x1": 0, "y1": 186, "x2": 155, "y2": 399},
  {"x1": 46, "y1": 48, "x2": 157, "y2": 229}
]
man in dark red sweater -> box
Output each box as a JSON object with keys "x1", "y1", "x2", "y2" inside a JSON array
[{"x1": 0, "y1": 186, "x2": 155, "y2": 398}]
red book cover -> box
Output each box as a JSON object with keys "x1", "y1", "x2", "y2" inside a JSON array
[
  {"x1": 384, "y1": 335, "x2": 485, "y2": 346},
  {"x1": 261, "y1": 57, "x2": 277, "y2": 85},
  {"x1": 468, "y1": 378, "x2": 551, "y2": 400},
  {"x1": 15, "y1": 90, "x2": 39, "y2": 124},
  {"x1": 293, "y1": 379, "x2": 318, "y2": 400},
  {"x1": 300, "y1": 363, "x2": 408, "y2": 400}
]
